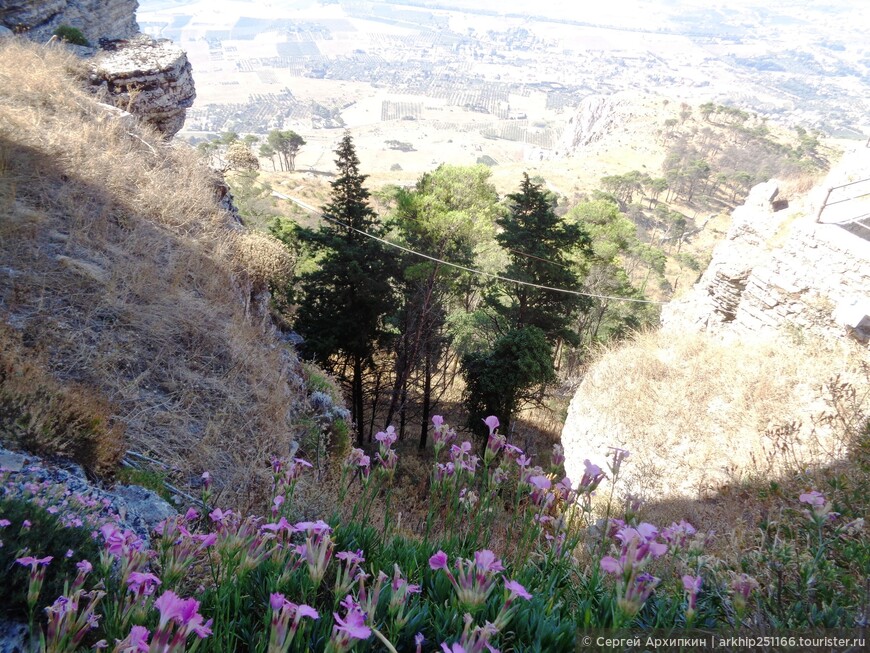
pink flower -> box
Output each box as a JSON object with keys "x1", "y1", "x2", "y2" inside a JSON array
[
  {"x1": 442, "y1": 644, "x2": 467, "y2": 653},
  {"x1": 16, "y1": 555, "x2": 53, "y2": 570},
  {"x1": 600, "y1": 556, "x2": 623, "y2": 575},
  {"x1": 208, "y1": 508, "x2": 233, "y2": 524},
  {"x1": 432, "y1": 415, "x2": 444, "y2": 428},
  {"x1": 332, "y1": 595, "x2": 371, "y2": 644},
  {"x1": 375, "y1": 426, "x2": 398, "y2": 448},
  {"x1": 76, "y1": 560, "x2": 93, "y2": 574},
  {"x1": 579, "y1": 459, "x2": 605, "y2": 492},
  {"x1": 551, "y1": 443, "x2": 565, "y2": 467},
  {"x1": 483, "y1": 415, "x2": 500, "y2": 434},
  {"x1": 127, "y1": 571, "x2": 162, "y2": 597},
  {"x1": 474, "y1": 549, "x2": 504, "y2": 573},
  {"x1": 184, "y1": 507, "x2": 199, "y2": 521},
  {"x1": 682, "y1": 574, "x2": 702, "y2": 613},
  {"x1": 0, "y1": 519, "x2": 10, "y2": 528},
  {"x1": 607, "y1": 447, "x2": 630, "y2": 476},
  {"x1": 119, "y1": 625, "x2": 150, "y2": 652},
  {"x1": 504, "y1": 579, "x2": 532, "y2": 600},
  {"x1": 429, "y1": 550, "x2": 448, "y2": 570},
  {"x1": 201, "y1": 471, "x2": 211, "y2": 489}
]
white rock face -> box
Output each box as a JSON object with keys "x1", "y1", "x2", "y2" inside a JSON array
[
  {"x1": 663, "y1": 148, "x2": 870, "y2": 343},
  {"x1": 558, "y1": 94, "x2": 628, "y2": 152},
  {"x1": 562, "y1": 145, "x2": 870, "y2": 501},
  {"x1": 0, "y1": 0, "x2": 138, "y2": 43},
  {"x1": 89, "y1": 35, "x2": 196, "y2": 137}
]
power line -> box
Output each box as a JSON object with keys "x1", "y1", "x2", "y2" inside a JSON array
[{"x1": 273, "y1": 191, "x2": 666, "y2": 306}]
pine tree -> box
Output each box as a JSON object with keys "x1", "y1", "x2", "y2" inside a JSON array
[
  {"x1": 463, "y1": 173, "x2": 593, "y2": 437},
  {"x1": 489, "y1": 173, "x2": 592, "y2": 347},
  {"x1": 294, "y1": 133, "x2": 395, "y2": 444}
]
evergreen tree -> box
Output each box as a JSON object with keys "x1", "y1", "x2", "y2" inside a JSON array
[
  {"x1": 293, "y1": 133, "x2": 395, "y2": 444},
  {"x1": 461, "y1": 326, "x2": 554, "y2": 438},
  {"x1": 488, "y1": 173, "x2": 592, "y2": 347},
  {"x1": 385, "y1": 165, "x2": 502, "y2": 448},
  {"x1": 463, "y1": 173, "x2": 593, "y2": 437}
]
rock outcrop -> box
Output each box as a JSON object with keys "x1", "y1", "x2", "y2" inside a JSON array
[
  {"x1": 0, "y1": 0, "x2": 138, "y2": 44},
  {"x1": 88, "y1": 34, "x2": 196, "y2": 137},
  {"x1": 2, "y1": 1, "x2": 195, "y2": 138},
  {"x1": 561, "y1": 144, "x2": 870, "y2": 502},
  {"x1": 558, "y1": 94, "x2": 627, "y2": 152},
  {"x1": 662, "y1": 146, "x2": 870, "y2": 344}
]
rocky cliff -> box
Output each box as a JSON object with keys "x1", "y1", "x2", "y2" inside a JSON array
[
  {"x1": 561, "y1": 144, "x2": 870, "y2": 502},
  {"x1": 0, "y1": 41, "x2": 314, "y2": 508},
  {"x1": 88, "y1": 34, "x2": 196, "y2": 137},
  {"x1": 662, "y1": 144, "x2": 870, "y2": 343},
  {"x1": 558, "y1": 95, "x2": 627, "y2": 152},
  {"x1": 0, "y1": 0, "x2": 138, "y2": 43},
  {"x1": 1, "y1": 1, "x2": 195, "y2": 138}
]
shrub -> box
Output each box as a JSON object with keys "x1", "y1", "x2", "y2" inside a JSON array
[
  {"x1": 52, "y1": 25, "x2": 89, "y2": 47},
  {"x1": 0, "y1": 497, "x2": 101, "y2": 621}
]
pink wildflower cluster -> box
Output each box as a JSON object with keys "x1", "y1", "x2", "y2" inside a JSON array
[
  {"x1": 115, "y1": 590, "x2": 212, "y2": 652},
  {"x1": 269, "y1": 457, "x2": 312, "y2": 519},
  {"x1": 429, "y1": 549, "x2": 521, "y2": 609},
  {"x1": 432, "y1": 414, "x2": 457, "y2": 455},
  {"x1": 799, "y1": 490, "x2": 838, "y2": 523},
  {"x1": 295, "y1": 520, "x2": 334, "y2": 587},
  {"x1": 327, "y1": 595, "x2": 371, "y2": 653},
  {"x1": 268, "y1": 593, "x2": 319, "y2": 652},
  {"x1": 440, "y1": 613, "x2": 502, "y2": 653},
  {"x1": 483, "y1": 416, "x2": 505, "y2": 466},
  {"x1": 343, "y1": 447, "x2": 371, "y2": 481},
  {"x1": 374, "y1": 426, "x2": 399, "y2": 481},
  {"x1": 388, "y1": 564, "x2": 422, "y2": 629},
  {"x1": 600, "y1": 522, "x2": 669, "y2": 618},
  {"x1": 730, "y1": 572, "x2": 759, "y2": 620},
  {"x1": 44, "y1": 578, "x2": 105, "y2": 652},
  {"x1": 16, "y1": 555, "x2": 53, "y2": 610}
]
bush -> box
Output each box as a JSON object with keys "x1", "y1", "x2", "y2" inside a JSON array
[
  {"x1": 52, "y1": 25, "x2": 89, "y2": 47},
  {"x1": 0, "y1": 497, "x2": 101, "y2": 621}
]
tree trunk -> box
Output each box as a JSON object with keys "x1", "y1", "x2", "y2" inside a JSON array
[
  {"x1": 352, "y1": 354, "x2": 364, "y2": 446},
  {"x1": 398, "y1": 378, "x2": 408, "y2": 440},
  {"x1": 419, "y1": 348, "x2": 432, "y2": 451}
]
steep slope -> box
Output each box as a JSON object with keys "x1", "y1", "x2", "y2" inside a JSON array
[
  {"x1": 561, "y1": 148, "x2": 870, "y2": 501},
  {"x1": 0, "y1": 40, "x2": 307, "y2": 505}
]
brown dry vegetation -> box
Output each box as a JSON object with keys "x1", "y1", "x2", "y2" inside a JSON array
[
  {"x1": 565, "y1": 329, "x2": 869, "y2": 501},
  {"x1": 0, "y1": 40, "x2": 305, "y2": 504}
]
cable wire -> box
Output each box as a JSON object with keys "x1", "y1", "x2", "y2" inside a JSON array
[{"x1": 273, "y1": 190, "x2": 666, "y2": 305}]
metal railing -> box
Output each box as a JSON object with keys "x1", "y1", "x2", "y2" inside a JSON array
[{"x1": 815, "y1": 176, "x2": 870, "y2": 232}]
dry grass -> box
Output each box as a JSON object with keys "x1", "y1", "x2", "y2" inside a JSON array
[
  {"x1": 0, "y1": 40, "x2": 304, "y2": 504},
  {"x1": 563, "y1": 328, "x2": 870, "y2": 503}
]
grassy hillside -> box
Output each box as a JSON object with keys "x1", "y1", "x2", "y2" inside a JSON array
[{"x1": 0, "y1": 40, "x2": 318, "y2": 505}]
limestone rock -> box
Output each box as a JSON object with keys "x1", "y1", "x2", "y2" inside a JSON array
[
  {"x1": 111, "y1": 484, "x2": 177, "y2": 533},
  {"x1": 559, "y1": 94, "x2": 627, "y2": 151},
  {"x1": 0, "y1": 0, "x2": 138, "y2": 44},
  {"x1": 662, "y1": 155, "x2": 870, "y2": 345},
  {"x1": 88, "y1": 35, "x2": 195, "y2": 137}
]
